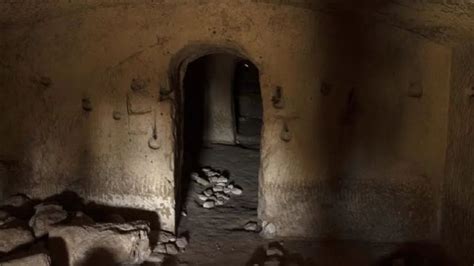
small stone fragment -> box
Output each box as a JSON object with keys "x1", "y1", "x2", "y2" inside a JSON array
[
  {"x1": 165, "y1": 243, "x2": 179, "y2": 255},
  {"x1": 215, "y1": 199, "x2": 224, "y2": 206},
  {"x1": 227, "y1": 184, "x2": 234, "y2": 189},
  {"x1": 29, "y1": 203, "x2": 68, "y2": 238},
  {"x1": 203, "y1": 189, "x2": 213, "y2": 197},
  {"x1": 181, "y1": 210, "x2": 187, "y2": 217},
  {"x1": 154, "y1": 243, "x2": 167, "y2": 254},
  {"x1": 266, "y1": 246, "x2": 284, "y2": 257},
  {"x1": 244, "y1": 221, "x2": 258, "y2": 232},
  {"x1": 0, "y1": 252, "x2": 51, "y2": 266},
  {"x1": 197, "y1": 194, "x2": 208, "y2": 201},
  {"x1": 1, "y1": 194, "x2": 31, "y2": 207},
  {"x1": 147, "y1": 253, "x2": 165, "y2": 263},
  {"x1": 216, "y1": 176, "x2": 228, "y2": 183},
  {"x1": 0, "y1": 223, "x2": 35, "y2": 253},
  {"x1": 263, "y1": 257, "x2": 281, "y2": 266},
  {"x1": 261, "y1": 221, "x2": 277, "y2": 238},
  {"x1": 175, "y1": 236, "x2": 188, "y2": 249},
  {"x1": 158, "y1": 230, "x2": 176, "y2": 243},
  {"x1": 202, "y1": 201, "x2": 215, "y2": 209},
  {"x1": 223, "y1": 187, "x2": 231, "y2": 194},
  {"x1": 191, "y1": 172, "x2": 210, "y2": 186},
  {"x1": 212, "y1": 186, "x2": 224, "y2": 192},
  {"x1": 231, "y1": 187, "x2": 243, "y2": 195},
  {"x1": 215, "y1": 192, "x2": 230, "y2": 201}
]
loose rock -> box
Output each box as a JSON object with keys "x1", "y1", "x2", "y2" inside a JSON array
[
  {"x1": 0, "y1": 253, "x2": 51, "y2": 266},
  {"x1": 231, "y1": 187, "x2": 243, "y2": 195},
  {"x1": 158, "y1": 230, "x2": 176, "y2": 243},
  {"x1": 154, "y1": 243, "x2": 167, "y2": 253},
  {"x1": 202, "y1": 201, "x2": 215, "y2": 209},
  {"x1": 203, "y1": 189, "x2": 213, "y2": 197},
  {"x1": 244, "y1": 221, "x2": 258, "y2": 232},
  {"x1": 175, "y1": 236, "x2": 188, "y2": 249},
  {"x1": 48, "y1": 221, "x2": 151, "y2": 265},
  {"x1": 1, "y1": 194, "x2": 31, "y2": 208},
  {"x1": 0, "y1": 222, "x2": 35, "y2": 253},
  {"x1": 147, "y1": 253, "x2": 165, "y2": 263},
  {"x1": 165, "y1": 242, "x2": 179, "y2": 255},
  {"x1": 197, "y1": 194, "x2": 208, "y2": 201},
  {"x1": 29, "y1": 203, "x2": 68, "y2": 238}
]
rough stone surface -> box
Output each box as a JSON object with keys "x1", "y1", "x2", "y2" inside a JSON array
[
  {"x1": 165, "y1": 243, "x2": 178, "y2": 255},
  {"x1": 48, "y1": 221, "x2": 151, "y2": 265},
  {"x1": 175, "y1": 236, "x2": 188, "y2": 249},
  {"x1": 1, "y1": 195, "x2": 30, "y2": 208},
  {"x1": 0, "y1": 222, "x2": 34, "y2": 253},
  {"x1": 244, "y1": 221, "x2": 258, "y2": 232},
  {"x1": 158, "y1": 230, "x2": 176, "y2": 243},
  {"x1": 29, "y1": 203, "x2": 68, "y2": 238},
  {"x1": 153, "y1": 243, "x2": 166, "y2": 254},
  {"x1": 0, "y1": 253, "x2": 51, "y2": 266}
]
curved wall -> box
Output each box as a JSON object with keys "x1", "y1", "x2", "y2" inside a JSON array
[{"x1": 0, "y1": 0, "x2": 450, "y2": 240}]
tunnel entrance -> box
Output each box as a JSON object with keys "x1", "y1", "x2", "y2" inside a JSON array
[{"x1": 176, "y1": 52, "x2": 262, "y2": 233}]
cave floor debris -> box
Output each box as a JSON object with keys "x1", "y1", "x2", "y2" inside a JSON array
[{"x1": 172, "y1": 145, "x2": 444, "y2": 266}]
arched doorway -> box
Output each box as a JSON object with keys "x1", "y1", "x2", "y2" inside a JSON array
[{"x1": 171, "y1": 50, "x2": 263, "y2": 237}]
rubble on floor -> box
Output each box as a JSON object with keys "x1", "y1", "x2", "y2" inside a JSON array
[
  {"x1": 0, "y1": 193, "x2": 173, "y2": 265},
  {"x1": 191, "y1": 166, "x2": 244, "y2": 209}
]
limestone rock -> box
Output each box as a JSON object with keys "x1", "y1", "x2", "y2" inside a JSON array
[
  {"x1": 216, "y1": 177, "x2": 228, "y2": 184},
  {"x1": 202, "y1": 201, "x2": 215, "y2": 209},
  {"x1": 244, "y1": 221, "x2": 258, "y2": 232},
  {"x1": 263, "y1": 257, "x2": 281, "y2": 266},
  {"x1": 203, "y1": 189, "x2": 213, "y2": 197},
  {"x1": 191, "y1": 173, "x2": 210, "y2": 186},
  {"x1": 29, "y1": 203, "x2": 68, "y2": 238},
  {"x1": 147, "y1": 253, "x2": 165, "y2": 263},
  {"x1": 0, "y1": 253, "x2": 51, "y2": 266},
  {"x1": 0, "y1": 211, "x2": 15, "y2": 227},
  {"x1": 1, "y1": 194, "x2": 30, "y2": 208},
  {"x1": 231, "y1": 187, "x2": 243, "y2": 195},
  {"x1": 212, "y1": 186, "x2": 224, "y2": 192},
  {"x1": 165, "y1": 243, "x2": 178, "y2": 255},
  {"x1": 175, "y1": 236, "x2": 188, "y2": 249},
  {"x1": 197, "y1": 194, "x2": 208, "y2": 201},
  {"x1": 266, "y1": 246, "x2": 284, "y2": 257},
  {"x1": 158, "y1": 230, "x2": 176, "y2": 243},
  {"x1": 48, "y1": 221, "x2": 151, "y2": 265},
  {"x1": 0, "y1": 222, "x2": 35, "y2": 253},
  {"x1": 154, "y1": 243, "x2": 166, "y2": 254},
  {"x1": 261, "y1": 222, "x2": 276, "y2": 238}
]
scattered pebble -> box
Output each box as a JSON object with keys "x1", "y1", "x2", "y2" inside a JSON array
[
  {"x1": 202, "y1": 201, "x2": 215, "y2": 209},
  {"x1": 266, "y1": 246, "x2": 284, "y2": 257},
  {"x1": 191, "y1": 166, "x2": 244, "y2": 209},
  {"x1": 175, "y1": 236, "x2": 188, "y2": 249},
  {"x1": 158, "y1": 230, "x2": 176, "y2": 243},
  {"x1": 148, "y1": 253, "x2": 165, "y2": 263},
  {"x1": 231, "y1": 187, "x2": 243, "y2": 195},
  {"x1": 203, "y1": 189, "x2": 213, "y2": 197},
  {"x1": 165, "y1": 243, "x2": 179, "y2": 255},
  {"x1": 212, "y1": 186, "x2": 224, "y2": 192},
  {"x1": 197, "y1": 194, "x2": 208, "y2": 201},
  {"x1": 244, "y1": 221, "x2": 259, "y2": 232},
  {"x1": 154, "y1": 243, "x2": 166, "y2": 254}
]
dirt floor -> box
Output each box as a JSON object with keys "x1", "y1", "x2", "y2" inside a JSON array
[{"x1": 166, "y1": 144, "x2": 448, "y2": 266}]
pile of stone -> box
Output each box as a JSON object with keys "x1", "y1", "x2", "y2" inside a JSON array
[
  {"x1": 0, "y1": 193, "x2": 155, "y2": 266},
  {"x1": 149, "y1": 230, "x2": 188, "y2": 262},
  {"x1": 191, "y1": 167, "x2": 243, "y2": 209},
  {"x1": 260, "y1": 242, "x2": 286, "y2": 266}
]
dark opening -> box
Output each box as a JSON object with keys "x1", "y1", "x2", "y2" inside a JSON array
[{"x1": 177, "y1": 53, "x2": 262, "y2": 229}]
